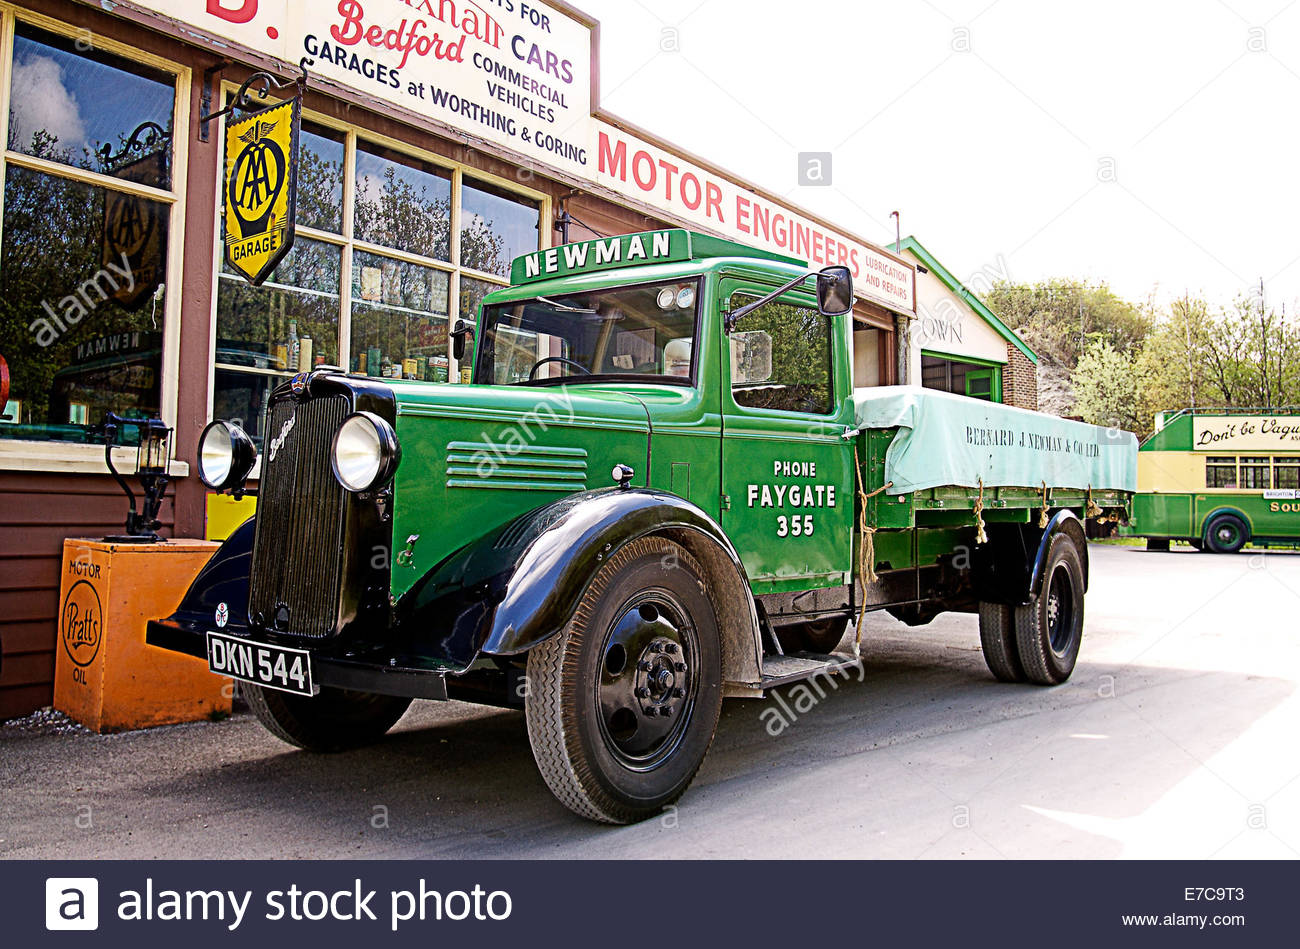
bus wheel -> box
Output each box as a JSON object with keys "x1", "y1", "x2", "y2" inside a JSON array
[
  {"x1": 781, "y1": 616, "x2": 850, "y2": 653},
  {"x1": 1146, "y1": 537, "x2": 1170, "y2": 552},
  {"x1": 244, "y1": 684, "x2": 411, "y2": 752},
  {"x1": 525, "y1": 537, "x2": 723, "y2": 824},
  {"x1": 978, "y1": 602, "x2": 1025, "y2": 683},
  {"x1": 1014, "y1": 534, "x2": 1085, "y2": 685},
  {"x1": 1205, "y1": 513, "x2": 1249, "y2": 554}
]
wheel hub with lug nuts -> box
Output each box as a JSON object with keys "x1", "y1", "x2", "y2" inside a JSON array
[{"x1": 597, "y1": 596, "x2": 696, "y2": 767}]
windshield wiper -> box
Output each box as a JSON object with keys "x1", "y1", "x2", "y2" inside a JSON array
[{"x1": 534, "y1": 295, "x2": 598, "y2": 314}]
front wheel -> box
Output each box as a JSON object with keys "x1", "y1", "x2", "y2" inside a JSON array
[
  {"x1": 244, "y1": 684, "x2": 412, "y2": 752},
  {"x1": 1014, "y1": 533, "x2": 1085, "y2": 685},
  {"x1": 525, "y1": 536, "x2": 723, "y2": 823}
]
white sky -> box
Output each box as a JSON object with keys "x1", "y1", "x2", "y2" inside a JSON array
[{"x1": 572, "y1": 0, "x2": 1300, "y2": 312}]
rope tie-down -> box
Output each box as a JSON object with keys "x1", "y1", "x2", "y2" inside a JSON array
[
  {"x1": 1086, "y1": 485, "x2": 1104, "y2": 519},
  {"x1": 1038, "y1": 480, "x2": 1050, "y2": 529},
  {"x1": 851, "y1": 446, "x2": 892, "y2": 656},
  {"x1": 973, "y1": 479, "x2": 988, "y2": 546}
]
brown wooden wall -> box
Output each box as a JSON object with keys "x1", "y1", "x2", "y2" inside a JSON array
[{"x1": 0, "y1": 471, "x2": 176, "y2": 719}]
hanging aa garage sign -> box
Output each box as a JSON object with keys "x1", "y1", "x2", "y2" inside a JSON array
[{"x1": 224, "y1": 96, "x2": 300, "y2": 286}]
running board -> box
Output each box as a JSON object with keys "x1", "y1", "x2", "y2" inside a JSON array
[{"x1": 760, "y1": 652, "x2": 862, "y2": 689}]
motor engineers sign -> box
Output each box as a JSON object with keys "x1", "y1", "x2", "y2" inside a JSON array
[
  {"x1": 591, "y1": 123, "x2": 915, "y2": 313},
  {"x1": 146, "y1": 0, "x2": 594, "y2": 174}
]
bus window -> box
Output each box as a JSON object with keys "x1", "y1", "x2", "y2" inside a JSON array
[
  {"x1": 1275, "y1": 458, "x2": 1300, "y2": 490},
  {"x1": 1206, "y1": 456, "x2": 1237, "y2": 488},
  {"x1": 1240, "y1": 457, "x2": 1271, "y2": 489}
]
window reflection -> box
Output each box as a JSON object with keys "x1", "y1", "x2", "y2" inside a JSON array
[
  {"x1": 354, "y1": 144, "x2": 451, "y2": 261},
  {"x1": 461, "y1": 177, "x2": 539, "y2": 276},
  {"x1": 0, "y1": 166, "x2": 170, "y2": 441},
  {"x1": 8, "y1": 23, "x2": 175, "y2": 190},
  {"x1": 297, "y1": 123, "x2": 346, "y2": 233}
]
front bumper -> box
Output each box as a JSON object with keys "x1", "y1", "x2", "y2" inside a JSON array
[{"x1": 147, "y1": 618, "x2": 450, "y2": 701}]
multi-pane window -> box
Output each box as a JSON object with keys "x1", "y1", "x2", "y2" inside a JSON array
[
  {"x1": 1240, "y1": 457, "x2": 1271, "y2": 490},
  {"x1": 1275, "y1": 458, "x2": 1300, "y2": 490},
  {"x1": 0, "y1": 19, "x2": 183, "y2": 444},
  {"x1": 1205, "y1": 457, "x2": 1237, "y2": 489},
  {"x1": 213, "y1": 113, "x2": 542, "y2": 446}
]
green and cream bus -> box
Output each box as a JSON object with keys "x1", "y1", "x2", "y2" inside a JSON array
[{"x1": 1131, "y1": 407, "x2": 1300, "y2": 552}]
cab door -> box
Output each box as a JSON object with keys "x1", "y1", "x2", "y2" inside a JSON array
[{"x1": 718, "y1": 275, "x2": 856, "y2": 593}]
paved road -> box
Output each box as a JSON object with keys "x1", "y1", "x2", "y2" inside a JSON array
[{"x1": 3, "y1": 544, "x2": 1299, "y2": 859}]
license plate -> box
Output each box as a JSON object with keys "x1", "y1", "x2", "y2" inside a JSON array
[{"x1": 207, "y1": 631, "x2": 315, "y2": 697}]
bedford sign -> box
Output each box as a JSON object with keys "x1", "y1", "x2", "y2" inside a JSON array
[{"x1": 134, "y1": 1, "x2": 914, "y2": 312}]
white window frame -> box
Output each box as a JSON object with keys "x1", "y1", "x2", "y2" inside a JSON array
[{"x1": 0, "y1": 4, "x2": 190, "y2": 474}]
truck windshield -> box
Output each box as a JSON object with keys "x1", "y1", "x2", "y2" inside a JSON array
[{"x1": 475, "y1": 279, "x2": 700, "y2": 386}]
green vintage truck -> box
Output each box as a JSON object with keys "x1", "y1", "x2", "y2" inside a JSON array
[{"x1": 149, "y1": 229, "x2": 1137, "y2": 823}]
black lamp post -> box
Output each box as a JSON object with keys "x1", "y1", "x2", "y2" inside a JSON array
[{"x1": 101, "y1": 413, "x2": 172, "y2": 544}]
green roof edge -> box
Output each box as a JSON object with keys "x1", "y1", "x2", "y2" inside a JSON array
[{"x1": 892, "y1": 236, "x2": 1038, "y2": 365}]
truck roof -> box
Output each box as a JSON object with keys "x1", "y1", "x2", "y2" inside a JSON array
[{"x1": 509, "y1": 228, "x2": 806, "y2": 286}]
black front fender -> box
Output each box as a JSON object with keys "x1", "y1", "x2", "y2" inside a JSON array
[{"x1": 395, "y1": 488, "x2": 762, "y2": 680}]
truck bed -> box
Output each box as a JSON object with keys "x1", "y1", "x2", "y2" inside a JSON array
[{"x1": 852, "y1": 386, "x2": 1137, "y2": 531}]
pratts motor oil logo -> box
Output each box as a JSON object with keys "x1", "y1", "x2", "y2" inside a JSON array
[
  {"x1": 224, "y1": 96, "x2": 299, "y2": 286},
  {"x1": 61, "y1": 578, "x2": 104, "y2": 669}
]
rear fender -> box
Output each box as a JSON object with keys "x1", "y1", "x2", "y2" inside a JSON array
[
  {"x1": 974, "y1": 510, "x2": 1089, "y2": 605},
  {"x1": 395, "y1": 488, "x2": 764, "y2": 687}
]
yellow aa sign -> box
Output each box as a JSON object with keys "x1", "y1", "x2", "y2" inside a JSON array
[{"x1": 224, "y1": 96, "x2": 299, "y2": 286}]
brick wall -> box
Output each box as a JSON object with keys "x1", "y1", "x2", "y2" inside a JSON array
[{"x1": 1004, "y1": 343, "x2": 1039, "y2": 411}]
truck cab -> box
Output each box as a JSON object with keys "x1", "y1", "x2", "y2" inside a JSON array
[{"x1": 150, "y1": 228, "x2": 1135, "y2": 823}]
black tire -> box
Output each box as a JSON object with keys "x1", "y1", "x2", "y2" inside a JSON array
[
  {"x1": 780, "y1": 616, "x2": 850, "y2": 653},
  {"x1": 978, "y1": 601, "x2": 1025, "y2": 682},
  {"x1": 244, "y1": 684, "x2": 411, "y2": 752},
  {"x1": 1146, "y1": 537, "x2": 1171, "y2": 552},
  {"x1": 1014, "y1": 533, "x2": 1085, "y2": 685},
  {"x1": 525, "y1": 536, "x2": 723, "y2": 824},
  {"x1": 1204, "y1": 513, "x2": 1249, "y2": 554}
]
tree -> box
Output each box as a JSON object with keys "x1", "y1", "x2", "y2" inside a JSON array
[
  {"x1": 1071, "y1": 339, "x2": 1140, "y2": 432},
  {"x1": 983, "y1": 279, "x2": 1152, "y2": 368}
]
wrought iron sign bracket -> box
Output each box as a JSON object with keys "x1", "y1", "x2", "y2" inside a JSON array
[{"x1": 199, "y1": 60, "x2": 309, "y2": 143}]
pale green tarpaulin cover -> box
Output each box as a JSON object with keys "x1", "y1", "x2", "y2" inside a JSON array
[{"x1": 852, "y1": 386, "x2": 1138, "y2": 495}]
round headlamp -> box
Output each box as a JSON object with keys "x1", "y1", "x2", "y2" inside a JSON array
[
  {"x1": 330, "y1": 411, "x2": 400, "y2": 493},
  {"x1": 197, "y1": 420, "x2": 257, "y2": 492}
]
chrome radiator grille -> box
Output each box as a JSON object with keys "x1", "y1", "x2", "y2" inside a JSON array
[{"x1": 248, "y1": 393, "x2": 351, "y2": 639}]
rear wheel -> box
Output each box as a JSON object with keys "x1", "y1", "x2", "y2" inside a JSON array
[
  {"x1": 1204, "y1": 513, "x2": 1249, "y2": 554},
  {"x1": 525, "y1": 536, "x2": 723, "y2": 824},
  {"x1": 780, "y1": 616, "x2": 850, "y2": 653},
  {"x1": 978, "y1": 602, "x2": 1025, "y2": 682},
  {"x1": 1014, "y1": 533, "x2": 1085, "y2": 685},
  {"x1": 244, "y1": 684, "x2": 412, "y2": 752}
]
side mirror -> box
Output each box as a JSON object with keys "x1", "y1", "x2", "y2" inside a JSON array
[
  {"x1": 450, "y1": 319, "x2": 475, "y2": 362},
  {"x1": 816, "y1": 266, "x2": 853, "y2": 316}
]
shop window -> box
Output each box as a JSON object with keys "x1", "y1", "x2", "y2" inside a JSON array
[
  {"x1": 349, "y1": 251, "x2": 450, "y2": 381},
  {"x1": 211, "y1": 112, "x2": 539, "y2": 429},
  {"x1": 214, "y1": 238, "x2": 341, "y2": 446},
  {"x1": 354, "y1": 143, "x2": 451, "y2": 261},
  {"x1": 461, "y1": 176, "x2": 540, "y2": 277},
  {"x1": 730, "y1": 294, "x2": 832, "y2": 415},
  {"x1": 8, "y1": 23, "x2": 175, "y2": 190},
  {"x1": 0, "y1": 22, "x2": 180, "y2": 446},
  {"x1": 1240, "y1": 456, "x2": 1271, "y2": 490},
  {"x1": 1205, "y1": 457, "x2": 1237, "y2": 489},
  {"x1": 297, "y1": 123, "x2": 346, "y2": 234},
  {"x1": 1275, "y1": 457, "x2": 1300, "y2": 490}
]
